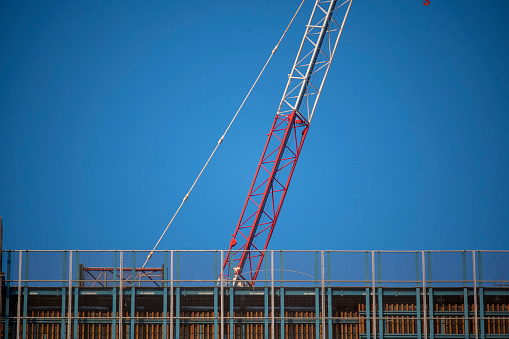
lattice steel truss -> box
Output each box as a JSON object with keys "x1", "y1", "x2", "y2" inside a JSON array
[
  {"x1": 222, "y1": 0, "x2": 353, "y2": 285},
  {"x1": 279, "y1": 0, "x2": 353, "y2": 123}
]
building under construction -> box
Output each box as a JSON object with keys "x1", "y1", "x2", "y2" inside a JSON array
[
  {"x1": 2, "y1": 249, "x2": 508, "y2": 339},
  {"x1": 2, "y1": 1, "x2": 508, "y2": 339}
]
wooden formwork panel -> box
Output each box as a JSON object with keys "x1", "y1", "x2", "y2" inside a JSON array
[
  {"x1": 485, "y1": 303, "x2": 509, "y2": 335},
  {"x1": 14, "y1": 301, "x2": 509, "y2": 339}
]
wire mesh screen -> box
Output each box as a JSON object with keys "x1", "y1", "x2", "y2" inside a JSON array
[
  {"x1": 428, "y1": 251, "x2": 473, "y2": 287},
  {"x1": 378, "y1": 251, "x2": 421, "y2": 287},
  {"x1": 3, "y1": 249, "x2": 509, "y2": 339},
  {"x1": 25, "y1": 251, "x2": 67, "y2": 287},
  {"x1": 478, "y1": 251, "x2": 509, "y2": 287},
  {"x1": 77, "y1": 250, "x2": 118, "y2": 287},
  {"x1": 329, "y1": 251, "x2": 369, "y2": 286},
  {"x1": 275, "y1": 251, "x2": 318, "y2": 287},
  {"x1": 174, "y1": 251, "x2": 218, "y2": 287}
]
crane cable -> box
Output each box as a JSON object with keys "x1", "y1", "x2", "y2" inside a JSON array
[{"x1": 141, "y1": 0, "x2": 307, "y2": 270}]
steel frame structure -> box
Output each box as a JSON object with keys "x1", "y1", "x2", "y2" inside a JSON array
[
  {"x1": 3, "y1": 249, "x2": 509, "y2": 339},
  {"x1": 222, "y1": 0, "x2": 353, "y2": 285}
]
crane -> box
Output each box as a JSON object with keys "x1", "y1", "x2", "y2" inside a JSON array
[{"x1": 221, "y1": 0, "x2": 354, "y2": 286}]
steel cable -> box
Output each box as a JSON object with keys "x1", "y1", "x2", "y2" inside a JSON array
[{"x1": 141, "y1": 0, "x2": 307, "y2": 270}]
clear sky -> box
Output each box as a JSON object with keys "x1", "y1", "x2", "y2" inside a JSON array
[{"x1": 1, "y1": 0, "x2": 508, "y2": 251}]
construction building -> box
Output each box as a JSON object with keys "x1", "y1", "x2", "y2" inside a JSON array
[{"x1": 2, "y1": 249, "x2": 508, "y2": 338}]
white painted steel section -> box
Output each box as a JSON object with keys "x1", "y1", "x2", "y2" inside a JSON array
[
  {"x1": 294, "y1": 1, "x2": 338, "y2": 119},
  {"x1": 321, "y1": 251, "x2": 326, "y2": 339},
  {"x1": 372, "y1": 251, "x2": 376, "y2": 339},
  {"x1": 170, "y1": 251, "x2": 174, "y2": 339},
  {"x1": 473, "y1": 251, "x2": 479, "y2": 339},
  {"x1": 220, "y1": 250, "x2": 224, "y2": 339},
  {"x1": 67, "y1": 251, "x2": 72, "y2": 339},
  {"x1": 309, "y1": 0, "x2": 353, "y2": 123},
  {"x1": 422, "y1": 251, "x2": 428, "y2": 339},
  {"x1": 17, "y1": 251, "x2": 22, "y2": 339},
  {"x1": 271, "y1": 251, "x2": 275, "y2": 339},
  {"x1": 277, "y1": 0, "x2": 353, "y2": 123}
]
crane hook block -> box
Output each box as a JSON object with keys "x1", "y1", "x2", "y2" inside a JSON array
[{"x1": 423, "y1": 0, "x2": 430, "y2": 6}]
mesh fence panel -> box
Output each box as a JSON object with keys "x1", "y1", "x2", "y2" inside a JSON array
[
  {"x1": 174, "y1": 251, "x2": 218, "y2": 287},
  {"x1": 428, "y1": 251, "x2": 473, "y2": 287},
  {"x1": 329, "y1": 251, "x2": 368, "y2": 286},
  {"x1": 25, "y1": 251, "x2": 66, "y2": 288},
  {"x1": 3, "y1": 249, "x2": 509, "y2": 339},
  {"x1": 478, "y1": 251, "x2": 509, "y2": 287},
  {"x1": 276, "y1": 251, "x2": 318, "y2": 287},
  {"x1": 378, "y1": 251, "x2": 421, "y2": 287},
  {"x1": 76, "y1": 251, "x2": 117, "y2": 287}
]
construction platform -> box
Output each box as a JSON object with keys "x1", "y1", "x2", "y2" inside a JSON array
[{"x1": 2, "y1": 250, "x2": 508, "y2": 339}]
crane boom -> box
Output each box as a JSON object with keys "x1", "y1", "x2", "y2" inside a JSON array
[{"x1": 222, "y1": 0, "x2": 353, "y2": 285}]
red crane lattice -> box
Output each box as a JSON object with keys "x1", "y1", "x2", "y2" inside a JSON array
[
  {"x1": 222, "y1": 0, "x2": 353, "y2": 285},
  {"x1": 223, "y1": 110, "x2": 308, "y2": 285}
]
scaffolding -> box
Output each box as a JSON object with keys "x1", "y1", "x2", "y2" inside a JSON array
[{"x1": 2, "y1": 250, "x2": 508, "y2": 339}]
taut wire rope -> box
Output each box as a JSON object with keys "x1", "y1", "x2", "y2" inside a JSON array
[{"x1": 141, "y1": 0, "x2": 306, "y2": 270}]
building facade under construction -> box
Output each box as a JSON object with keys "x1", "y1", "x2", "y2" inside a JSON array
[{"x1": 2, "y1": 250, "x2": 508, "y2": 339}]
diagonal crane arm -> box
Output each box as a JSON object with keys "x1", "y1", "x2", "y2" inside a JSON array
[{"x1": 222, "y1": 0, "x2": 353, "y2": 286}]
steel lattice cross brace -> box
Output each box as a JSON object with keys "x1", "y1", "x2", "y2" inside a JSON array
[
  {"x1": 223, "y1": 111, "x2": 309, "y2": 285},
  {"x1": 222, "y1": 0, "x2": 353, "y2": 285}
]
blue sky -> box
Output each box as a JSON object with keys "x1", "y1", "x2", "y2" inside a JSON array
[{"x1": 1, "y1": 0, "x2": 508, "y2": 251}]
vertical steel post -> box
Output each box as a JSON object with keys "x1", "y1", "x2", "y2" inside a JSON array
[
  {"x1": 130, "y1": 251, "x2": 135, "y2": 339},
  {"x1": 422, "y1": 251, "x2": 427, "y2": 339},
  {"x1": 371, "y1": 251, "x2": 376, "y2": 339},
  {"x1": 5, "y1": 251, "x2": 11, "y2": 339},
  {"x1": 428, "y1": 252, "x2": 434, "y2": 339},
  {"x1": 365, "y1": 252, "x2": 370, "y2": 339},
  {"x1": 213, "y1": 250, "x2": 218, "y2": 338},
  {"x1": 271, "y1": 251, "x2": 274, "y2": 339},
  {"x1": 478, "y1": 251, "x2": 484, "y2": 339},
  {"x1": 119, "y1": 251, "x2": 123, "y2": 339},
  {"x1": 416, "y1": 286, "x2": 421, "y2": 339},
  {"x1": 429, "y1": 288, "x2": 434, "y2": 339},
  {"x1": 463, "y1": 290, "x2": 469, "y2": 339},
  {"x1": 16, "y1": 251, "x2": 21, "y2": 339},
  {"x1": 463, "y1": 251, "x2": 469, "y2": 339},
  {"x1": 264, "y1": 254, "x2": 269, "y2": 339},
  {"x1": 73, "y1": 251, "x2": 79, "y2": 339},
  {"x1": 378, "y1": 286, "x2": 383, "y2": 339},
  {"x1": 61, "y1": 251, "x2": 67, "y2": 339},
  {"x1": 427, "y1": 251, "x2": 432, "y2": 286},
  {"x1": 327, "y1": 251, "x2": 332, "y2": 339},
  {"x1": 229, "y1": 262, "x2": 234, "y2": 339},
  {"x1": 321, "y1": 251, "x2": 325, "y2": 339},
  {"x1": 472, "y1": 251, "x2": 478, "y2": 339},
  {"x1": 220, "y1": 250, "x2": 223, "y2": 339},
  {"x1": 67, "y1": 251, "x2": 72, "y2": 339},
  {"x1": 163, "y1": 251, "x2": 168, "y2": 339},
  {"x1": 315, "y1": 251, "x2": 319, "y2": 339},
  {"x1": 175, "y1": 251, "x2": 180, "y2": 339},
  {"x1": 280, "y1": 251, "x2": 285, "y2": 339},
  {"x1": 170, "y1": 251, "x2": 174, "y2": 339},
  {"x1": 112, "y1": 251, "x2": 117, "y2": 339},
  {"x1": 22, "y1": 251, "x2": 28, "y2": 339},
  {"x1": 377, "y1": 252, "x2": 382, "y2": 339},
  {"x1": 415, "y1": 250, "x2": 421, "y2": 338}
]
